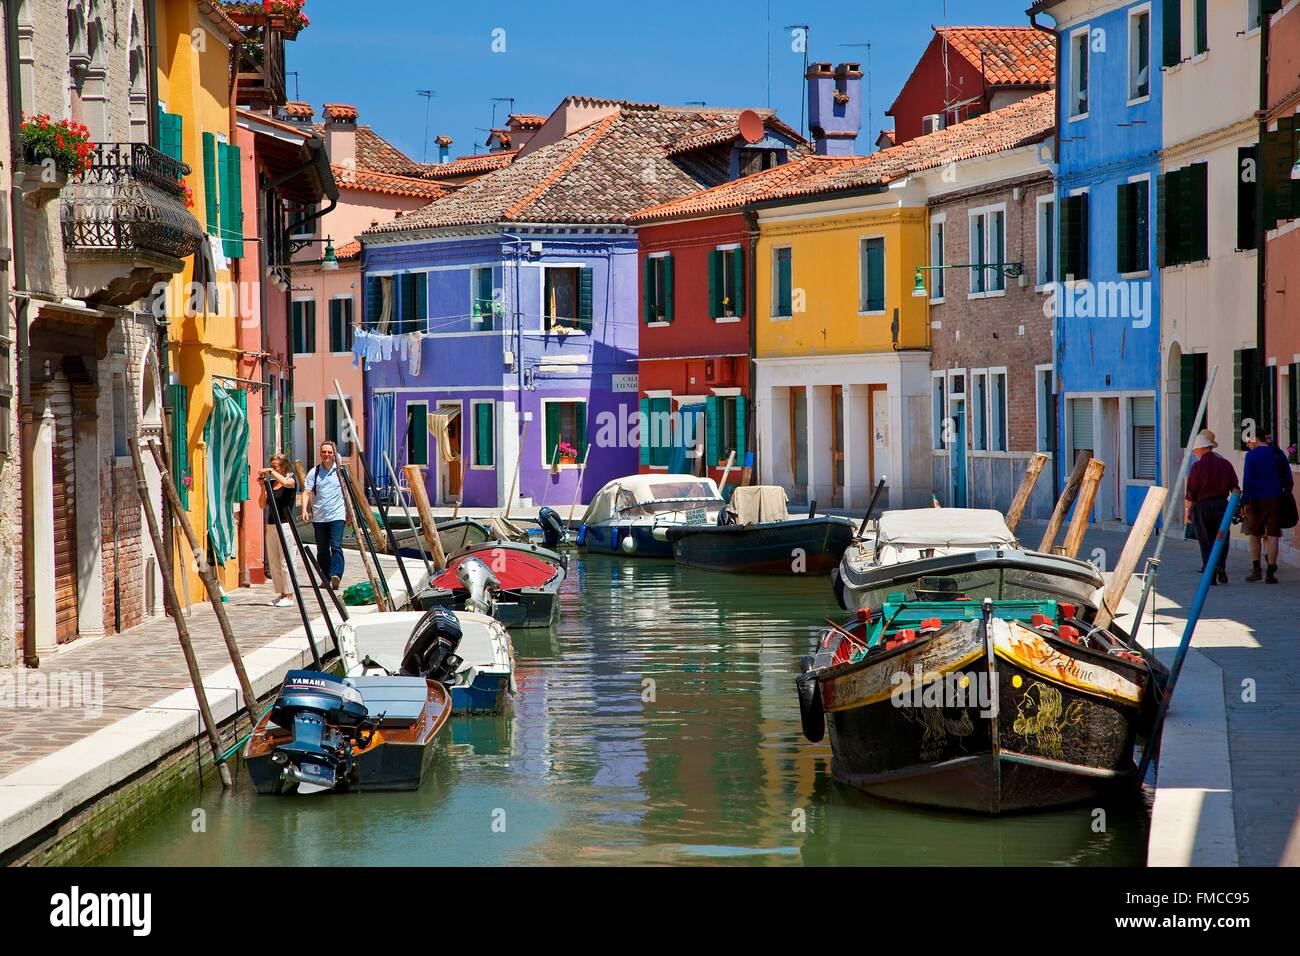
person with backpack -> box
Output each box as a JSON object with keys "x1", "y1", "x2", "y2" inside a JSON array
[
  {"x1": 301, "y1": 440, "x2": 347, "y2": 589},
  {"x1": 1241, "y1": 431, "x2": 1297, "y2": 584}
]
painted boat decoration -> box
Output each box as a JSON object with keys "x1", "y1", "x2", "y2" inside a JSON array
[
  {"x1": 579, "y1": 474, "x2": 724, "y2": 558},
  {"x1": 666, "y1": 486, "x2": 855, "y2": 574},
  {"x1": 414, "y1": 541, "x2": 565, "y2": 628},
  {"x1": 342, "y1": 607, "x2": 516, "y2": 715},
  {"x1": 799, "y1": 548, "x2": 1167, "y2": 814}
]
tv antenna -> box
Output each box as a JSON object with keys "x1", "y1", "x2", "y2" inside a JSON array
[
  {"x1": 286, "y1": 71, "x2": 301, "y2": 102},
  {"x1": 490, "y1": 97, "x2": 516, "y2": 129},
  {"x1": 784, "y1": 23, "x2": 811, "y2": 139},
  {"x1": 416, "y1": 89, "x2": 437, "y2": 162}
]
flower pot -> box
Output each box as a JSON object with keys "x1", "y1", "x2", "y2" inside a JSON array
[
  {"x1": 18, "y1": 160, "x2": 67, "y2": 200},
  {"x1": 559, "y1": 455, "x2": 577, "y2": 465}
]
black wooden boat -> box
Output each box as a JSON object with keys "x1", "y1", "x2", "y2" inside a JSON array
[
  {"x1": 667, "y1": 516, "x2": 855, "y2": 574},
  {"x1": 413, "y1": 541, "x2": 565, "y2": 628},
  {"x1": 798, "y1": 548, "x2": 1166, "y2": 814}
]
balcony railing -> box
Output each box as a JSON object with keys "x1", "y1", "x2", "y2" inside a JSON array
[
  {"x1": 227, "y1": 9, "x2": 289, "y2": 109},
  {"x1": 61, "y1": 142, "x2": 205, "y2": 261}
]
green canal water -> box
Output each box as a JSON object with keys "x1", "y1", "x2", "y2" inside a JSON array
[{"x1": 100, "y1": 554, "x2": 1148, "y2": 866}]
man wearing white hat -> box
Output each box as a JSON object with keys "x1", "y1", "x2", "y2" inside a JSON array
[{"x1": 1184, "y1": 430, "x2": 1238, "y2": 584}]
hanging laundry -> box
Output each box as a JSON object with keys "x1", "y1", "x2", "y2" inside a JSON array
[
  {"x1": 365, "y1": 330, "x2": 384, "y2": 367},
  {"x1": 378, "y1": 335, "x2": 394, "y2": 361},
  {"x1": 397, "y1": 334, "x2": 410, "y2": 363},
  {"x1": 408, "y1": 332, "x2": 423, "y2": 375},
  {"x1": 352, "y1": 326, "x2": 369, "y2": 368}
]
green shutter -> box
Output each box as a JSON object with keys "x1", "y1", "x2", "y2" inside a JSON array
[
  {"x1": 1194, "y1": 0, "x2": 1208, "y2": 55},
  {"x1": 1176, "y1": 167, "x2": 1193, "y2": 265},
  {"x1": 1238, "y1": 146, "x2": 1258, "y2": 251},
  {"x1": 172, "y1": 384, "x2": 189, "y2": 509},
  {"x1": 575, "y1": 402, "x2": 587, "y2": 461},
  {"x1": 705, "y1": 394, "x2": 720, "y2": 465},
  {"x1": 219, "y1": 142, "x2": 244, "y2": 258},
  {"x1": 202, "y1": 132, "x2": 219, "y2": 236},
  {"x1": 1189, "y1": 162, "x2": 1208, "y2": 262},
  {"x1": 1263, "y1": 0, "x2": 1282, "y2": 15},
  {"x1": 578, "y1": 268, "x2": 593, "y2": 332},
  {"x1": 365, "y1": 276, "x2": 381, "y2": 328},
  {"x1": 708, "y1": 250, "x2": 721, "y2": 317},
  {"x1": 777, "y1": 250, "x2": 792, "y2": 316},
  {"x1": 1162, "y1": 0, "x2": 1181, "y2": 68},
  {"x1": 236, "y1": 388, "x2": 249, "y2": 501},
  {"x1": 159, "y1": 110, "x2": 183, "y2": 163},
  {"x1": 1059, "y1": 192, "x2": 1073, "y2": 279},
  {"x1": 1180, "y1": 354, "x2": 1197, "y2": 447},
  {"x1": 735, "y1": 395, "x2": 747, "y2": 459},
  {"x1": 281, "y1": 388, "x2": 293, "y2": 454},
  {"x1": 732, "y1": 247, "x2": 745, "y2": 317},
  {"x1": 545, "y1": 402, "x2": 561, "y2": 462},
  {"x1": 475, "y1": 403, "x2": 493, "y2": 467},
  {"x1": 1076, "y1": 193, "x2": 1089, "y2": 280},
  {"x1": 663, "y1": 254, "x2": 675, "y2": 323},
  {"x1": 866, "y1": 238, "x2": 885, "y2": 311},
  {"x1": 1156, "y1": 173, "x2": 1169, "y2": 267},
  {"x1": 415, "y1": 272, "x2": 427, "y2": 331},
  {"x1": 1135, "y1": 180, "x2": 1150, "y2": 272},
  {"x1": 477, "y1": 268, "x2": 494, "y2": 331},
  {"x1": 1117, "y1": 183, "x2": 1132, "y2": 273},
  {"x1": 643, "y1": 258, "x2": 654, "y2": 322},
  {"x1": 1234, "y1": 349, "x2": 1244, "y2": 450},
  {"x1": 638, "y1": 397, "x2": 651, "y2": 466}
]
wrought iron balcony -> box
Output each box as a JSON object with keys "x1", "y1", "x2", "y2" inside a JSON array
[{"x1": 61, "y1": 142, "x2": 206, "y2": 306}]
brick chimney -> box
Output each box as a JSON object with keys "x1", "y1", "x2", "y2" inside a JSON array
[
  {"x1": 806, "y1": 62, "x2": 862, "y2": 156},
  {"x1": 322, "y1": 103, "x2": 358, "y2": 169}
]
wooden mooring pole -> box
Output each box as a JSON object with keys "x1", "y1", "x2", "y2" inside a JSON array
[
  {"x1": 1005, "y1": 452, "x2": 1048, "y2": 533},
  {"x1": 404, "y1": 464, "x2": 448, "y2": 570},
  {"x1": 1058, "y1": 458, "x2": 1106, "y2": 558},
  {"x1": 1039, "y1": 451, "x2": 1091, "y2": 553}
]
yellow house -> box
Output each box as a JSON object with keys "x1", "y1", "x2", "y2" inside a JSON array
[
  {"x1": 153, "y1": 0, "x2": 246, "y2": 597},
  {"x1": 753, "y1": 182, "x2": 932, "y2": 511}
]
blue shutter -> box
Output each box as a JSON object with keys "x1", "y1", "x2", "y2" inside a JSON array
[
  {"x1": 735, "y1": 395, "x2": 747, "y2": 459},
  {"x1": 639, "y1": 397, "x2": 650, "y2": 466},
  {"x1": 705, "y1": 395, "x2": 720, "y2": 465}
]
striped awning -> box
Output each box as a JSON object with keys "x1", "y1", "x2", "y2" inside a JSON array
[{"x1": 207, "y1": 384, "x2": 250, "y2": 564}]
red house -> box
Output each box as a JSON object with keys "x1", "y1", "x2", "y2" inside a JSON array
[{"x1": 887, "y1": 27, "x2": 1055, "y2": 145}]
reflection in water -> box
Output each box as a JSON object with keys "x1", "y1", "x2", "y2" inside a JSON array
[{"x1": 100, "y1": 555, "x2": 1147, "y2": 866}]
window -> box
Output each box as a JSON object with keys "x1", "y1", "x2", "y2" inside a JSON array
[
  {"x1": 644, "y1": 254, "x2": 674, "y2": 323},
  {"x1": 1158, "y1": 162, "x2": 1208, "y2": 266},
  {"x1": 158, "y1": 110, "x2": 183, "y2": 163},
  {"x1": 1234, "y1": 347, "x2": 1261, "y2": 450},
  {"x1": 543, "y1": 400, "x2": 587, "y2": 464},
  {"x1": 1129, "y1": 8, "x2": 1151, "y2": 100},
  {"x1": 1059, "y1": 192, "x2": 1089, "y2": 281},
  {"x1": 969, "y1": 207, "x2": 1006, "y2": 296},
  {"x1": 929, "y1": 220, "x2": 945, "y2": 299},
  {"x1": 1162, "y1": 0, "x2": 1182, "y2": 68},
  {"x1": 328, "y1": 297, "x2": 354, "y2": 353},
  {"x1": 1070, "y1": 398, "x2": 1094, "y2": 457},
  {"x1": 1179, "y1": 352, "x2": 1209, "y2": 447},
  {"x1": 859, "y1": 236, "x2": 886, "y2": 312},
  {"x1": 404, "y1": 402, "x2": 428, "y2": 467},
  {"x1": 1193, "y1": 0, "x2": 1208, "y2": 56},
  {"x1": 544, "y1": 267, "x2": 592, "y2": 332},
  {"x1": 1130, "y1": 395, "x2": 1156, "y2": 480},
  {"x1": 1286, "y1": 362, "x2": 1298, "y2": 464},
  {"x1": 1036, "y1": 197, "x2": 1055, "y2": 286},
  {"x1": 472, "y1": 400, "x2": 495, "y2": 467},
  {"x1": 288, "y1": 201, "x2": 318, "y2": 239},
  {"x1": 396, "y1": 272, "x2": 426, "y2": 335},
  {"x1": 217, "y1": 140, "x2": 244, "y2": 258},
  {"x1": 990, "y1": 371, "x2": 1008, "y2": 452},
  {"x1": 641, "y1": 396, "x2": 672, "y2": 467},
  {"x1": 1238, "y1": 145, "x2": 1258, "y2": 251},
  {"x1": 705, "y1": 394, "x2": 746, "y2": 465},
  {"x1": 772, "y1": 247, "x2": 792, "y2": 317},
  {"x1": 740, "y1": 148, "x2": 779, "y2": 177},
  {"x1": 295, "y1": 404, "x2": 316, "y2": 470},
  {"x1": 364, "y1": 275, "x2": 394, "y2": 331},
  {"x1": 1070, "y1": 29, "x2": 1089, "y2": 118},
  {"x1": 971, "y1": 371, "x2": 988, "y2": 451},
  {"x1": 326, "y1": 397, "x2": 352, "y2": 457},
  {"x1": 932, "y1": 375, "x2": 946, "y2": 450},
  {"x1": 112, "y1": 374, "x2": 129, "y2": 458},
  {"x1": 472, "y1": 267, "x2": 495, "y2": 330},
  {"x1": 1036, "y1": 366, "x2": 1055, "y2": 453},
  {"x1": 292, "y1": 299, "x2": 316, "y2": 354},
  {"x1": 1248, "y1": 0, "x2": 1260, "y2": 32},
  {"x1": 1117, "y1": 178, "x2": 1150, "y2": 273},
  {"x1": 710, "y1": 246, "x2": 744, "y2": 318}
]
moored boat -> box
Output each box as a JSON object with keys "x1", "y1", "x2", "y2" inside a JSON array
[
  {"x1": 579, "y1": 474, "x2": 724, "y2": 557},
  {"x1": 414, "y1": 541, "x2": 565, "y2": 628},
  {"x1": 666, "y1": 486, "x2": 855, "y2": 574}
]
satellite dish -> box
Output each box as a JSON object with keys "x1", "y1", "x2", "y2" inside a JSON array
[{"x1": 738, "y1": 109, "x2": 765, "y2": 144}]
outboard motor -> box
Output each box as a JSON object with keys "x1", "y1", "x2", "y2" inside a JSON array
[
  {"x1": 537, "y1": 506, "x2": 565, "y2": 550},
  {"x1": 457, "y1": 556, "x2": 500, "y2": 616},
  {"x1": 400, "y1": 605, "x2": 465, "y2": 686},
  {"x1": 268, "y1": 670, "x2": 369, "y2": 794}
]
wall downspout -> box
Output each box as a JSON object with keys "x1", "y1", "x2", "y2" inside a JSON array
[{"x1": 1256, "y1": 12, "x2": 1270, "y2": 438}]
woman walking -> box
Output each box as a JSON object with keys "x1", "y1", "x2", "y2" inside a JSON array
[
  {"x1": 258, "y1": 455, "x2": 298, "y2": 607},
  {"x1": 301, "y1": 440, "x2": 347, "y2": 589}
]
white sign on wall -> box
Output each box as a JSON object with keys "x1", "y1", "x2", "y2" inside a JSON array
[{"x1": 612, "y1": 373, "x2": 638, "y2": 393}]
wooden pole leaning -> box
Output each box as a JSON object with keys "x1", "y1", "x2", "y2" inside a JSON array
[
  {"x1": 1005, "y1": 452, "x2": 1048, "y2": 533},
  {"x1": 339, "y1": 463, "x2": 390, "y2": 612},
  {"x1": 127, "y1": 440, "x2": 232, "y2": 789},
  {"x1": 503, "y1": 418, "x2": 531, "y2": 520},
  {"x1": 1095, "y1": 485, "x2": 1167, "y2": 630},
  {"x1": 404, "y1": 464, "x2": 448, "y2": 570},
  {"x1": 1058, "y1": 458, "x2": 1106, "y2": 558},
  {"x1": 1039, "y1": 450, "x2": 1092, "y2": 553},
  {"x1": 142, "y1": 438, "x2": 260, "y2": 728}
]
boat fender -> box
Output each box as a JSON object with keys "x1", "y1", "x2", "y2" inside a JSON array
[
  {"x1": 577, "y1": 525, "x2": 588, "y2": 547},
  {"x1": 1059, "y1": 602, "x2": 1077, "y2": 620},
  {"x1": 795, "y1": 671, "x2": 825, "y2": 743},
  {"x1": 1115, "y1": 650, "x2": 1144, "y2": 666},
  {"x1": 621, "y1": 534, "x2": 637, "y2": 554},
  {"x1": 919, "y1": 617, "x2": 942, "y2": 633},
  {"x1": 1031, "y1": 613, "x2": 1055, "y2": 630},
  {"x1": 831, "y1": 568, "x2": 848, "y2": 611},
  {"x1": 1058, "y1": 625, "x2": 1081, "y2": 643},
  {"x1": 885, "y1": 629, "x2": 918, "y2": 651}
]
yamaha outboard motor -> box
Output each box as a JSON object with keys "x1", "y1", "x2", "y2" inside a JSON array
[
  {"x1": 269, "y1": 670, "x2": 369, "y2": 794},
  {"x1": 457, "y1": 556, "x2": 500, "y2": 616},
  {"x1": 537, "y1": 506, "x2": 565, "y2": 550},
  {"x1": 400, "y1": 605, "x2": 464, "y2": 685}
]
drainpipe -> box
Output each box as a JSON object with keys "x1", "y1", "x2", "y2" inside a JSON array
[
  {"x1": 6, "y1": 0, "x2": 39, "y2": 666},
  {"x1": 1256, "y1": 13, "x2": 1270, "y2": 439}
]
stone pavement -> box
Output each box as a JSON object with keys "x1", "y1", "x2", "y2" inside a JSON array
[{"x1": 1018, "y1": 518, "x2": 1300, "y2": 867}]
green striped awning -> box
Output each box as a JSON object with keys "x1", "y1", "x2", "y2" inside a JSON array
[{"x1": 207, "y1": 385, "x2": 250, "y2": 564}]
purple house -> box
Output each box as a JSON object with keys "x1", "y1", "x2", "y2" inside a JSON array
[{"x1": 359, "y1": 97, "x2": 802, "y2": 510}]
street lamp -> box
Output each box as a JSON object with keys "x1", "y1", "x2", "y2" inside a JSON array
[
  {"x1": 912, "y1": 261, "x2": 1024, "y2": 298},
  {"x1": 321, "y1": 236, "x2": 338, "y2": 271}
]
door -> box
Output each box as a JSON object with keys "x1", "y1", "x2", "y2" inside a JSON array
[
  {"x1": 831, "y1": 385, "x2": 845, "y2": 506},
  {"x1": 789, "y1": 388, "x2": 808, "y2": 500},
  {"x1": 950, "y1": 398, "x2": 967, "y2": 508},
  {"x1": 437, "y1": 401, "x2": 462, "y2": 503},
  {"x1": 870, "y1": 384, "x2": 889, "y2": 501},
  {"x1": 49, "y1": 377, "x2": 80, "y2": 642},
  {"x1": 1098, "y1": 397, "x2": 1121, "y2": 521}
]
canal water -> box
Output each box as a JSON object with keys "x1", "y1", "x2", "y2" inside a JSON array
[{"x1": 101, "y1": 554, "x2": 1148, "y2": 866}]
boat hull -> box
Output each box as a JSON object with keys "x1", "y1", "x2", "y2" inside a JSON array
[
  {"x1": 813, "y1": 617, "x2": 1145, "y2": 814},
  {"x1": 581, "y1": 522, "x2": 673, "y2": 558},
  {"x1": 451, "y1": 671, "x2": 513, "y2": 715},
  {"x1": 417, "y1": 585, "x2": 558, "y2": 629},
  {"x1": 668, "y1": 517, "x2": 855, "y2": 574}
]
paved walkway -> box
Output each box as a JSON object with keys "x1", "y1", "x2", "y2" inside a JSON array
[{"x1": 1018, "y1": 518, "x2": 1300, "y2": 867}]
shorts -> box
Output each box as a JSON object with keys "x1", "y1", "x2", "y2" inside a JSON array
[{"x1": 1244, "y1": 497, "x2": 1281, "y2": 537}]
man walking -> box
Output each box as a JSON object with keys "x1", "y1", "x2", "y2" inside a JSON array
[
  {"x1": 301, "y1": 441, "x2": 347, "y2": 589},
  {"x1": 1184, "y1": 430, "x2": 1238, "y2": 584},
  {"x1": 1242, "y1": 432, "x2": 1294, "y2": 583}
]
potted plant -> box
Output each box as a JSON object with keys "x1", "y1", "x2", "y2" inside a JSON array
[
  {"x1": 19, "y1": 114, "x2": 92, "y2": 196},
  {"x1": 557, "y1": 442, "x2": 578, "y2": 465},
  {"x1": 721, "y1": 295, "x2": 735, "y2": 318}
]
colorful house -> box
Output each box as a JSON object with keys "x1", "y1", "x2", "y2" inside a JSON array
[
  {"x1": 626, "y1": 113, "x2": 806, "y2": 484},
  {"x1": 360, "y1": 98, "x2": 791, "y2": 511},
  {"x1": 1030, "y1": 0, "x2": 1165, "y2": 524}
]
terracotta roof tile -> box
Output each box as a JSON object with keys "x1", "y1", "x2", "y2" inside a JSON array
[
  {"x1": 332, "y1": 165, "x2": 453, "y2": 199},
  {"x1": 508, "y1": 114, "x2": 547, "y2": 129},
  {"x1": 335, "y1": 240, "x2": 362, "y2": 259},
  {"x1": 283, "y1": 101, "x2": 314, "y2": 119},
  {"x1": 666, "y1": 113, "x2": 807, "y2": 156},
  {"x1": 420, "y1": 150, "x2": 520, "y2": 179},
  {"x1": 934, "y1": 26, "x2": 1056, "y2": 87},
  {"x1": 313, "y1": 123, "x2": 425, "y2": 177},
  {"x1": 323, "y1": 103, "x2": 359, "y2": 122}
]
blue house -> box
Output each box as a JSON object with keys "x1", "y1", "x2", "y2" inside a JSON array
[
  {"x1": 1031, "y1": 0, "x2": 1164, "y2": 524},
  {"x1": 359, "y1": 98, "x2": 803, "y2": 510}
]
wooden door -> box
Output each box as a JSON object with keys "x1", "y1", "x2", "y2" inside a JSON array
[
  {"x1": 49, "y1": 377, "x2": 80, "y2": 642},
  {"x1": 831, "y1": 385, "x2": 845, "y2": 505}
]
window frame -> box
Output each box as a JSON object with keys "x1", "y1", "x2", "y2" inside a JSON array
[
  {"x1": 970, "y1": 369, "x2": 989, "y2": 452},
  {"x1": 968, "y1": 203, "x2": 1008, "y2": 300},
  {"x1": 1118, "y1": 173, "x2": 1152, "y2": 277},
  {"x1": 1069, "y1": 27, "x2": 1090, "y2": 121},
  {"x1": 1128, "y1": 393, "x2": 1158, "y2": 483},
  {"x1": 539, "y1": 397, "x2": 588, "y2": 468},
  {"x1": 326, "y1": 395, "x2": 353, "y2": 457},
  {"x1": 404, "y1": 400, "x2": 429, "y2": 468},
  {"x1": 771, "y1": 245, "x2": 793, "y2": 320},
  {"x1": 1191, "y1": 0, "x2": 1209, "y2": 58},
  {"x1": 292, "y1": 296, "x2": 316, "y2": 355},
  {"x1": 988, "y1": 367, "x2": 1009, "y2": 454},
  {"x1": 1036, "y1": 195, "x2": 1056, "y2": 289},
  {"x1": 929, "y1": 214, "x2": 946, "y2": 303},
  {"x1": 858, "y1": 234, "x2": 887, "y2": 315},
  {"x1": 1127, "y1": 4, "x2": 1153, "y2": 105},
  {"x1": 715, "y1": 244, "x2": 744, "y2": 323},
  {"x1": 328, "y1": 294, "x2": 354, "y2": 355},
  {"x1": 471, "y1": 265, "x2": 496, "y2": 330},
  {"x1": 1035, "y1": 364, "x2": 1055, "y2": 455},
  {"x1": 540, "y1": 263, "x2": 588, "y2": 333},
  {"x1": 932, "y1": 371, "x2": 948, "y2": 452},
  {"x1": 470, "y1": 399, "x2": 496, "y2": 469},
  {"x1": 645, "y1": 251, "x2": 673, "y2": 327}
]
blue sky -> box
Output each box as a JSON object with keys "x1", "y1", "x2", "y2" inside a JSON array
[{"x1": 287, "y1": 0, "x2": 1042, "y2": 164}]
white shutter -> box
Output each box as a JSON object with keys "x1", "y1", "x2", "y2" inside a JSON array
[
  {"x1": 1131, "y1": 396, "x2": 1156, "y2": 479},
  {"x1": 1071, "y1": 398, "x2": 1094, "y2": 453}
]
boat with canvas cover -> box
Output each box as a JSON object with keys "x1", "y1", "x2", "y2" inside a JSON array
[
  {"x1": 579, "y1": 474, "x2": 724, "y2": 557},
  {"x1": 799, "y1": 547, "x2": 1167, "y2": 814},
  {"x1": 666, "y1": 486, "x2": 855, "y2": 575}
]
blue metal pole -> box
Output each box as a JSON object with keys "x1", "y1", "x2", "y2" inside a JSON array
[{"x1": 1135, "y1": 491, "x2": 1239, "y2": 784}]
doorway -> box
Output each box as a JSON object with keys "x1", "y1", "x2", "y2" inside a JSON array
[
  {"x1": 436, "y1": 400, "x2": 462, "y2": 504},
  {"x1": 789, "y1": 388, "x2": 808, "y2": 501},
  {"x1": 831, "y1": 385, "x2": 844, "y2": 506},
  {"x1": 949, "y1": 397, "x2": 967, "y2": 508}
]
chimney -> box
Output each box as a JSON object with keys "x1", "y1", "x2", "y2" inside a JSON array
[
  {"x1": 280, "y1": 101, "x2": 315, "y2": 124},
  {"x1": 322, "y1": 103, "x2": 358, "y2": 169},
  {"x1": 505, "y1": 114, "x2": 543, "y2": 153},
  {"x1": 435, "y1": 135, "x2": 453, "y2": 163},
  {"x1": 806, "y1": 62, "x2": 862, "y2": 156}
]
